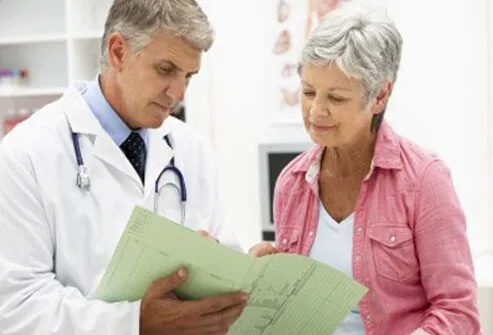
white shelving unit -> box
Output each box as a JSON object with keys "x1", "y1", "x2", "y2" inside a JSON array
[{"x1": 0, "y1": 0, "x2": 113, "y2": 137}]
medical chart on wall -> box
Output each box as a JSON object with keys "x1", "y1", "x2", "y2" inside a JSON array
[{"x1": 271, "y1": 0, "x2": 350, "y2": 123}]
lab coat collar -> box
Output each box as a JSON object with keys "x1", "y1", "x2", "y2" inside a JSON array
[
  {"x1": 63, "y1": 82, "x2": 101, "y2": 136},
  {"x1": 62, "y1": 82, "x2": 174, "y2": 190}
]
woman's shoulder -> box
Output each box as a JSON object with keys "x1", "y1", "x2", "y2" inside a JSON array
[
  {"x1": 377, "y1": 122, "x2": 440, "y2": 170},
  {"x1": 391, "y1": 129, "x2": 451, "y2": 187},
  {"x1": 397, "y1": 134, "x2": 443, "y2": 170}
]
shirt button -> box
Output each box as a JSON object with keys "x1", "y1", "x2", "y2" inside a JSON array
[
  {"x1": 282, "y1": 238, "x2": 288, "y2": 245},
  {"x1": 355, "y1": 255, "x2": 361, "y2": 262},
  {"x1": 390, "y1": 235, "x2": 396, "y2": 243},
  {"x1": 308, "y1": 231, "x2": 314, "y2": 237},
  {"x1": 366, "y1": 314, "x2": 371, "y2": 322},
  {"x1": 357, "y1": 227, "x2": 363, "y2": 234}
]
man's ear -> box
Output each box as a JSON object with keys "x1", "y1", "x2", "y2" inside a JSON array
[{"x1": 106, "y1": 32, "x2": 129, "y2": 73}]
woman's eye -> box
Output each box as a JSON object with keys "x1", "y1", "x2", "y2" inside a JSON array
[
  {"x1": 328, "y1": 95, "x2": 345, "y2": 103},
  {"x1": 303, "y1": 91, "x2": 315, "y2": 97}
]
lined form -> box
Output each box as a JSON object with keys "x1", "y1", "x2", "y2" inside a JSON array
[{"x1": 94, "y1": 206, "x2": 368, "y2": 334}]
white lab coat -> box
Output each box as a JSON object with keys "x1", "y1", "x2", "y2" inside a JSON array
[{"x1": 0, "y1": 82, "x2": 239, "y2": 334}]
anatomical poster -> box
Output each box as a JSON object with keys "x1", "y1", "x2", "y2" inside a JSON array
[{"x1": 272, "y1": 0, "x2": 350, "y2": 123}]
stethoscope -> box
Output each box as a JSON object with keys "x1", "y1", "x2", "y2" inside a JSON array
[{"x1": 71, "y1": 131, "x2": 188, "y2": 224}]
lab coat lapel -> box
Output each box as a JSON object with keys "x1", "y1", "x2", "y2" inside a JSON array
[
  {"x1": 62, "y1": 85, "x2": 142, "y2": 186},
  {"x1": 144, "y1": 126, "x2": 174, "y2": 199},
  {"x1": 92, "y1": 134, "x2": 140, "y2": 185}
]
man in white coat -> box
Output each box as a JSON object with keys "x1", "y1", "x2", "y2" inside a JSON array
[{"x1": 0, "y1": 0, "x2": 248, "y2": 334}]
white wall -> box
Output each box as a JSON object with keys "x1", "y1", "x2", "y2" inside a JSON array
[
  {"x1": 192, "y1": 0, "x2": 492, "y2": 258},
  {"x1": 383, "y1": 0, "x2": 491, "y2": 259},
  {"x1": 199, "y1": 0, "x2": 309, "y2": 251}
]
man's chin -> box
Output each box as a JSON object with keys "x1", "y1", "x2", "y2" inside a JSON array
[{"x1": 150, "y1": 116, "x2": 168, "y2": 129}]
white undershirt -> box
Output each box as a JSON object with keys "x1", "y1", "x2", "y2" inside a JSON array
[{"x1": 308, "y1": 200, "x2": 366, "y2": 334}]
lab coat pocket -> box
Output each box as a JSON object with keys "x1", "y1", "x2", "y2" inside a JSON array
[
  {"x1": 277, "y1": 228, "x2": 301, "y2": 253},
  {"x1": 369, "y1": 225, "x2": 418, "y2": 281}
]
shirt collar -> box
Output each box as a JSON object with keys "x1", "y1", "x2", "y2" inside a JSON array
[
  {"x1": 292, "y1": 121, "x2": 403, "y2": 184},
  {"x1": 81, "y1": 75, "x2": 149, "y2": 147}
]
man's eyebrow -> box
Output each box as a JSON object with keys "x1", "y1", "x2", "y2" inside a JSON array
[
  {"x1": 158, "y1": 60, "x2": 180, "y2": 70},
  {"x1": 158, "y1": 60, "x2": 199, "y2": 75}
]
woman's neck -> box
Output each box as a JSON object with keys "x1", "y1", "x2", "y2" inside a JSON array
[{"x1": 321, "y1": 133, "x2": 376, "y2": 178}]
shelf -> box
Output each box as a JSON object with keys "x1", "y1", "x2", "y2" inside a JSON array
[
  {"x1": 0, "y1": 34, "x2": 67, "y2": 46},
  {"x1": 0, "y1": 87, "x2": 65, "y2": 98}
]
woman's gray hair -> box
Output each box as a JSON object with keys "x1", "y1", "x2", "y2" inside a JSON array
[
  {"x1": 300, "y1": 1, "x2": 403, "y2": 131},
  {"x1": 100, "y1": 0, "x2": 214, "y2": 70}
]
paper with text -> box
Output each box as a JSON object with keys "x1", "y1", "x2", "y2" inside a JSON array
[{"x1": 94, "y1": 206, "x2": 368, "y2": 334}]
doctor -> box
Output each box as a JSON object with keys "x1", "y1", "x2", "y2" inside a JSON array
[{"x1": 0, "y1": 0, "x2": 248, "y2": 334}]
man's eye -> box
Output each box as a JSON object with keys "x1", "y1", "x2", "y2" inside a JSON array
[{"x1": 159, "y1": 67, "x2": 173, "y2": 74}]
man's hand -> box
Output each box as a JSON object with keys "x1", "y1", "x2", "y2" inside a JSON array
[
  {"x1": 197, "y1": 230, "x2": 219, "y2": 243},
  {"x1": 248, "y1": 242, "x2": 279, "y2": 257},
  {"x1": 140, "y1": 267, "x2": 248, "y2": 335}
]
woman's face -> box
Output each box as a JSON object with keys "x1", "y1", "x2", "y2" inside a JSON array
[{"x1": 300, "y1": 63, "x2": 388, "y2": 148}]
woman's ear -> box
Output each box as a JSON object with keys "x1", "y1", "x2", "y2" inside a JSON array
[{"x1": 371, "y1": 81, "x2": 393, "y2": 115}]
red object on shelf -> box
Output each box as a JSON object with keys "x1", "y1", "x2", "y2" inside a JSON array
[{"x1": 3, "y1": 109, "x2": 32, "y2": 135}]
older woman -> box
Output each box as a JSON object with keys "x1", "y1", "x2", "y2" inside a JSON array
[{"x1": 250, "y1": 2, "x2": 481, "y2": 335}]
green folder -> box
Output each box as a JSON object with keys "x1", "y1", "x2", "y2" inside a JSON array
[{"x1": 94, "y1": 206, "x2": 368, "y2": 334}]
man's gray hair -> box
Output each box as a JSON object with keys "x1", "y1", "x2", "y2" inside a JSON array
[
  {"x1": 300, "y1": 1, "x2": 403, "y2": 130},
  {"x1": 100, "y1": 0, "x2": 214, "y2": 70}
]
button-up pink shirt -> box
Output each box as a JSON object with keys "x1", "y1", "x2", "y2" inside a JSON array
[{"x1": 273, "y1": 122, "x2": 481, "y2": 335}]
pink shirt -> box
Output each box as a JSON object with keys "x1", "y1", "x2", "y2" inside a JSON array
[{"x1": 273, "y1": 122, "x2": 481, "y2": 335}]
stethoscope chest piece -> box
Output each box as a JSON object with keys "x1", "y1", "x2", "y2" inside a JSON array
[{"x1": 76, "y1": 165, "x2": 91, "y2": 191}]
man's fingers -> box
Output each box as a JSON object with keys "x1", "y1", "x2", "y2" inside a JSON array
[
  {"x1": 190, "y1": 292, "x2": 248, "y2": 315},
  {"x1": 148, "y1": 267, "x2": 187, "y2": 299},
  {"x1": 200, "y1": 301, "x2": 247, "y2": 327},
  {"x1": 180, "y1": 303, "x2": 247, "y2": 334}
]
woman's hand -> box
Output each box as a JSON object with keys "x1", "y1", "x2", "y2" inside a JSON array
[{"x1": 248, "y1": 242, "x2": 280, "y2": 257}]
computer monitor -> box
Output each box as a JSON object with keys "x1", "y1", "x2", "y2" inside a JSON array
[{"x1": 258, "y1": 142, "x2": 312, "y2": 241}]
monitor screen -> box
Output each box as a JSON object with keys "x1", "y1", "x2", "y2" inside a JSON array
[
  {"x1": 267, "y1": 152, "x2": 302, "y2": 223},
  {"x1": 259, "y1": 143, "x2": 312, "y2": 241}
]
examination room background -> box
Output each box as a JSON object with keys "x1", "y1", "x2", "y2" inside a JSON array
[{"x1": 0, "y1": 0, "x2": 492, "y2": 332}]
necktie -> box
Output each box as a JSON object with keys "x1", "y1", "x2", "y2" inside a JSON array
[{"x1": 120, "y1": 132, "x2": 147, "y2": 183}]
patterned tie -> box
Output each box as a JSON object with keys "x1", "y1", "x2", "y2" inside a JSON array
[{"x1": 120, "y1": 132, "x2": 147, "y2": 183}]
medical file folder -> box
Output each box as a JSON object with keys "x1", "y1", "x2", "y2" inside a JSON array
[{"x1": 94, "y1": 206, "x2": 368, "y2": 334}]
